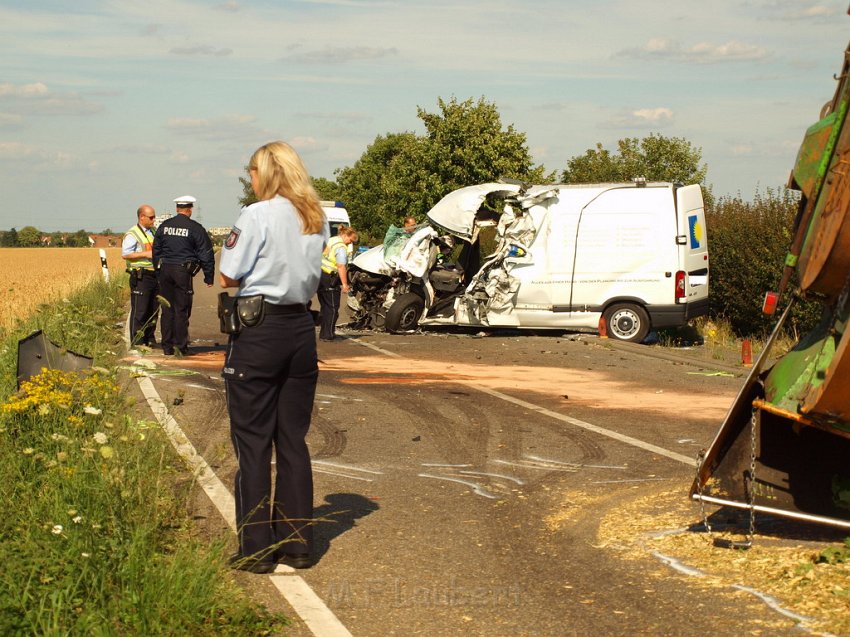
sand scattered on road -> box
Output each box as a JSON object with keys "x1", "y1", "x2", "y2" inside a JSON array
[
  {"x1": 590, "y1": 488, "x2": 850, "y2": 635},
  {"x1": 323, "y1": 356, "x2": 734, "y2": 422}
]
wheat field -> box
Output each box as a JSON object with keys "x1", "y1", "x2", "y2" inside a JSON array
[{"x1": 0, "y1": 247, "x2": 125, "y2": 331}]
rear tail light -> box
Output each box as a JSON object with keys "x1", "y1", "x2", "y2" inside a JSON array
[{"x1": 675, "y1": 270, "x2": 686, "y2": 300}]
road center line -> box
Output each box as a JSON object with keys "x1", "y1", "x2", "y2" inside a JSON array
[{"x1": 350, "y1": 337, "x2": 696, "y2": 466}]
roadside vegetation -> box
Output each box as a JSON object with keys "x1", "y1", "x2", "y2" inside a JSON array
[{"x1": 0, "y1": 278, "x2": 283, "y2": 635}]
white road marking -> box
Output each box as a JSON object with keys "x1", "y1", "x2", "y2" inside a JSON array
[
  {"x1": 421, "y1": 463, "x2": 473, "y2": 468},
  {"x1": 313, "y1": 468, "x2": 374, "y2": 482},
  {"x1": 459, "y1": 470, "x2": 524, "y2": 485},
  {"x1": 493, "y1": 459, "x2": 580, "y2": 472},
  {"x1": 313, "y1": 460, "x2": 384, "y2": 475},
  {"x1": 136, "y1": 375, "x2": 237, "y2": 533},
  {"x1": 351, "y1": 338, "x2": 695, "y2": 466},
  {"x1": 418, "y1": 472, "x2": 498, "y2": 499},
  {"x1": 126, "y1": 342, "x2": 351, "y2": 637},
  {"x1": 524, "y1": 454, "x2": 626, "y2": 470},
  {"x1": 270, "y1": 576, "x2": 354, "y2": 637}
]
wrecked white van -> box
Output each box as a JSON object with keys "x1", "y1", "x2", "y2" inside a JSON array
[{"x1": 347, "y1": 181, "x2": 709, "y2": 342}]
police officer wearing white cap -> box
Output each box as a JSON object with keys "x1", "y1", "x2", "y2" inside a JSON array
[
  {"x1": 152, "y1": 195, "x2": 215, "y2": 355},
  {"x1": 220, "y1": 141, "x2": 328, "y2": 573}
]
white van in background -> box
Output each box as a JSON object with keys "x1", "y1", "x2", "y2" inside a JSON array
[
  {"x1": 347, "y1": 181, "x2": 709, "y2": 342},
  {"x1": 321, "y1": 201, "x2": 350, "y2": 236}
]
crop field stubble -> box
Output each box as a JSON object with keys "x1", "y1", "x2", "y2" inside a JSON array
[{"x1": 0, "y1": 248, "x2": 124, "y2": 332}]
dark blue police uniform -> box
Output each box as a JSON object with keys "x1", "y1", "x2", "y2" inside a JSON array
[
  {"x1": 220, "y1": 194, "x2": 328, "y2": 569},
  {"x1": 153, "y1": 207, "x2": 214, "y2": 355}
]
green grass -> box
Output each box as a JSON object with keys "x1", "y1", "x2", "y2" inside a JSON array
[{"x1": 0, "y1": 277, "x2": 285, "y2": 635}]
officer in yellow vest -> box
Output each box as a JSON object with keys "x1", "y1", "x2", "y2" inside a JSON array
[
  {"x1": 122, "y1": 204, "x2": 159, "y2": 347},
  {"x1": 318, "y1": 225, "x2": 358, "y2": 341}
]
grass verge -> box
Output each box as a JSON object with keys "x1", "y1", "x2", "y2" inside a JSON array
[{"x1": 0, "y1": 277, "x2": 285, "y2": 635}]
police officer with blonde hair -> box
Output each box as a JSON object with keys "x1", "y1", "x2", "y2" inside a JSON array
[
  {"x1": 220, "y1": 141, "x2": 328, "y2": 573},
  {"x1": 318, "y1": 225, "x2": 358, "y2": 341},
  {"x1": 122, "y1": 204, "x2": 158, "y2": 347}
]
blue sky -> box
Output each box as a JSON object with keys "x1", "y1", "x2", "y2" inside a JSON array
[{"x1": 0, "y1": 0, "x2": 847, "y2": 231}]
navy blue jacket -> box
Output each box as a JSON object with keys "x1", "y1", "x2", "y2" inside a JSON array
[{"x1": 153, "y1": 213, "x2": 215, "y2": 285}]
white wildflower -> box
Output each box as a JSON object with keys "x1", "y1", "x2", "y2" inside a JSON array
[
  {"x1": 93, "y1": 432, "x2": 108, "y2": 444},
  {"x1": 51, "y1": 525, "x2": 63, "y2": 535},
  {"x1": 72, "y1": 516, "x2": 83, "y2": 524},
  {"x1": 84, "y1": 406, "x2": 102, "y2": 416}
]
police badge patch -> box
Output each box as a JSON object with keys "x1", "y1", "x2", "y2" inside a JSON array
[{"x1": 224, "y1": 227, "x2": 240, "y2": 249}]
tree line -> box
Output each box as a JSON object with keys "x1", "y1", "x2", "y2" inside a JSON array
[{"x1": 0, "y1": 227, "x2": 113, "y2": 248}]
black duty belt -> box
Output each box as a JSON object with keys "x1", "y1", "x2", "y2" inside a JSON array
[{"x1": 264, "y1": 302, "x2": 308, "y2": 315}]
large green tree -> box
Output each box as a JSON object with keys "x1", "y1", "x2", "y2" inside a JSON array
[
  {"x1": 561, "y1": 134, "x2": 708, "y2": 191},
  {"x1": 336, "y1": 97, "x2": 551, "y2": 239},
  {"x1": 17, "y1": 226, "x2": 41, "y2": 247}
]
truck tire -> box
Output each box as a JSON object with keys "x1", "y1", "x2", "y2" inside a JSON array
[
  {"x1": 385, "y1": 293, "x2": 425, "y2": 333},
  {"x1": 603, "y1": 303, "x2": 650, "y2": 343}
]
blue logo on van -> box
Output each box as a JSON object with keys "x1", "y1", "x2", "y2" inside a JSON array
[{"x1": 688, "y1": 214, "x2": 704, "y2": 249}]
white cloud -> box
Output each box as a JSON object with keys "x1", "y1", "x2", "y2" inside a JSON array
[
  {"x1": 0, "y1": 82, "x2": 102, "y2": 116},
  {"x1": 103, "y1": 143, "x2": 170, "y2": 155},
  {"x1": 214, "y1": 1, "x2": 240, "y2": 11},
  {"x1": 287, "y1": 46, "x2": 399, "y2": 64},
  {"x1": 620, "y1": 38, "x2": 770, "y2": 64},
  {"x1": 602, "y1": 107, "x2": 674, "y2": 129},
  {"x1": 0, "y1": 113, "x2": 24, "y2": 128},
  {"x1": 0, "y1": 141, "x2": 76, "y2": 169},
  {"x1": 730, "y1": 144, "x2": 754, "y2": 156},
  {"x1": 289, "y1": 136, "x2": 329, "y2": 154},
  {"x1": 0, "y1": 82, "x2": 49, "y2": 97},
  {"x1": 166, "y1": 114, "x2": 267, "y2": 144},
  {"x1": 169, "y1": 45, "x2": 232, "y2": 56}
]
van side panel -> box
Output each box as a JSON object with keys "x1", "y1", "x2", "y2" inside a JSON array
[{"x1": 571, "y1": 187, "x2": 678, "y2": 309}]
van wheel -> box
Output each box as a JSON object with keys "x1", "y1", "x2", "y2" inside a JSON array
[
  {"x1": 385, "y1": 293, "x2": 424, "y2": 333},
  {"x1": 604, "y1": 303, "x2": 650, "y2": 343}
]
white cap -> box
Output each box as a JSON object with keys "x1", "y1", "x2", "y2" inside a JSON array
[{"x1": 174, "y1": 195, "x2": 197, "y2": 206}]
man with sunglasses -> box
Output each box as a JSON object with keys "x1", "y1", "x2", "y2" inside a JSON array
[{"x1": 122, "y1": 204, "x2": 159, "y2": 348}]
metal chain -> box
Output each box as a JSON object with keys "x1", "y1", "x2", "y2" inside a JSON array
[
  {"x1": 695, "y1": 450, "x2": 713, "y2": 536},
  {"x1": 695, "y1": 408, "x2": 758, "y2": 549},
  {"x1": 742, "y1": 406, "x2": 758, "y2": 548}
]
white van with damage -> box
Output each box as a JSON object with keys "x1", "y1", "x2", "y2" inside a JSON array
[{"x1": 347, "y1": 181, "x2": 709, "y2": 342}]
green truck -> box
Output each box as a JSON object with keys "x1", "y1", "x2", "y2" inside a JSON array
[{"x1": 692, "y1": 40, "x2": 850, "y2": 532}]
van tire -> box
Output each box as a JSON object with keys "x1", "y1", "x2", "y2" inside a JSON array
[
  {"x1": 385, "y1": 293, "x2": 425, "y2": 333},
  {"x1": 603, "y1": 303, "x2": 650, "y2": 343}
]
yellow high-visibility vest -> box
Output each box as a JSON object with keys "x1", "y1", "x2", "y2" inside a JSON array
[
  {"x1": 321, "y1": 236, "x2": 346, "y2": 274},
  {"x1": 125, "y1": 225, "x2": 154, "y2": 270}
]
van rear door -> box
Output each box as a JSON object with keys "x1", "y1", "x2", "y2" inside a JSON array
[{"x1": 675, "y1": 185, "x2": 709, "y2": 306}]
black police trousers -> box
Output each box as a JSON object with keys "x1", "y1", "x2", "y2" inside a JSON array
[
  {"x1": 223, "y1": 309, "x2": 317, "y2": 561},
  {"x1": 128, "y1": 269, "x2": 158, "y2": 346},
  {"x1": 317, "y1": 271, "x2": 340, "y2": 340},
  {"x1": 157, "y1": 263, "x2": 194, "y2": 354}
]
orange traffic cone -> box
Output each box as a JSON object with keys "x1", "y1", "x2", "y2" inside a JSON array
[
  {"x1": 598, "y1": 316, "x2": 608, "y2": 339},
  {"x1": 741, "y1": 339, "x2": 753, "y2": 367}
]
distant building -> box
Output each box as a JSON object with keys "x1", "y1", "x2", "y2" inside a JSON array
[
  {"x1": 153, "y1": 213, "x2": 173, "y2": 229},
  {"x1": 87, "y1": 234, "x2": 119, "y2": 248},
  {"x1": 208, "y1": 227, "x2": 231, "y2": 238}
]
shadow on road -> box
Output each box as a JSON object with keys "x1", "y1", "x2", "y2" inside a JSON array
[{"x1": 313, "y1": 492, "x2": 380, "y2": 561}]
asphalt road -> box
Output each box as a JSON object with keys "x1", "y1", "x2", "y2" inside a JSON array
[{"x1": 131, "y1": 273, "x2": 811, "y2": 637}]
